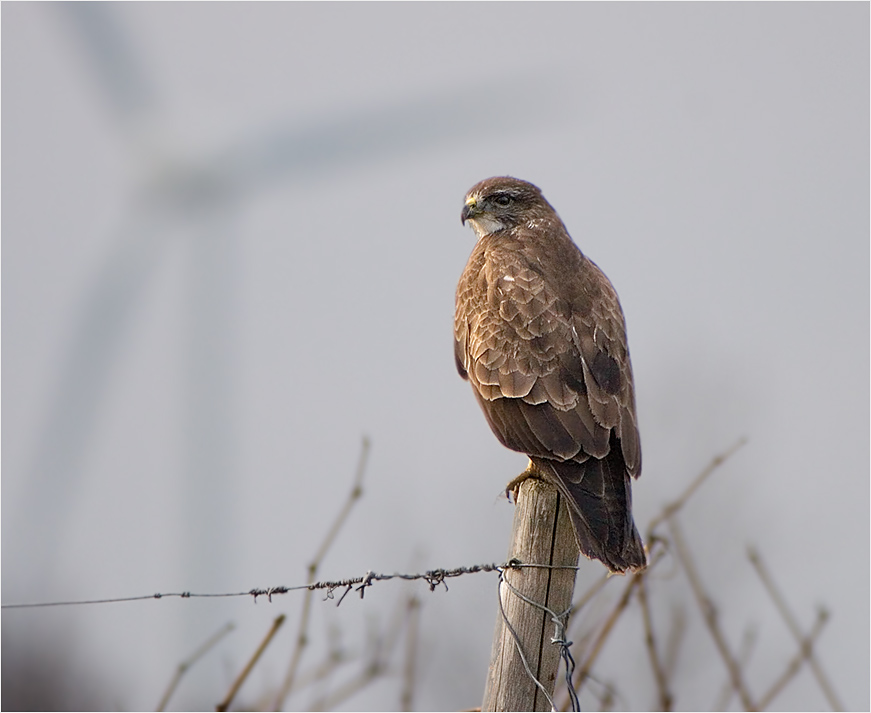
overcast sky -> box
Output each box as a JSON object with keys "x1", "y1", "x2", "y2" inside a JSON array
[{"x1": 3, "y1": 3, "x2": 868, "y2": 711}]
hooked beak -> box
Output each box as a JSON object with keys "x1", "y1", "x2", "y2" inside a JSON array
[{"x1": 461, "y1": 200, "x2": 478, "y2": 225}]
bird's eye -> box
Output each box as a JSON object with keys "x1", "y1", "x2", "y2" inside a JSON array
[{"x1": 494, "y1": 194, "x2": 513, "y2": 207}]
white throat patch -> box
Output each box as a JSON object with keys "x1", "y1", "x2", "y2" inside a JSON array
[{"x1": 467, "y1": 215, "x2": 506, "y2": 239}]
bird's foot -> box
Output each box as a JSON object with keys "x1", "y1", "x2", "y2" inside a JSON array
[{"x1": 505, "y1": 461, "x2": 544, "y2": 503}]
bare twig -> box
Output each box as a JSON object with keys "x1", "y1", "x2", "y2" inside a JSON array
[
  {"x1": 217, "y1": 614, "x2": 286, "y2": 712},
  {"x1": 599, "y1": 681, "x2": 616, "y2": 711},
  {"x1": 662, "y1": 604, "x2": 687, "y2": 684},
  {"x1": 401, "y1": 596, "x2": 421, "y2": 711},
  {"x1": 273, "y1": 580, "x2": 315, "y2": 708},
  {"x1": 747, "y1": 547, "x2": 843, "y2": 711},
  {"x1": 291, "y1": 648, "x2": 350, "y2": 694},
  {"x1": 573, "y1": 574, "x2": 641, "y2": 695},
  {"x1": 647, "y1": 437, "x2": 747, "y2": 537},
  {"x1": 568, "y1": 570, "x2": 611, "y2": 619},
  {"x1": 756, "y1": 608, "x2": 829, "y2": 710},
  {"x1": 308, "y1": 601, "x2": 400, "y2": 710},
  {"x1": 309, "y1": 659, "x2": 386, "y2": 712},
  {"x1": 713, "y1": 625, "x2": 757, "y2": 711},
  {"x1": 580, "y1": 674, "x2": 622, "y2": 712},
  {"x1": 272, "y1": 436, "x2": 371, "y2": 711},
  {"x1": 668, "y1": 517, "x2": 756, "y2": 710},
  {"x1": 561, "y1": 536, "x2": 665, "y2": 689},
  {"x1": 312, "y1": 436, "x2": 371, "y2": 566},
  {"x1": 561, "y1": 437, "x2": 742, "y2": 711},
  {"x1": 556, "y1": 544, "x2": 665, "y2": 712},
  {"x1": 637, "y1": 572, "x2": 672, "y2": 711},
  {"x1": 273, "y1": 592, "x2": 417, "y2": 711},
  {"x1": 286, "y1": 623, "x2": 349, "y2": 697},
  {"x1": 308, "y1": 587, "x2": 415, "y2": 711},
  {"x1": 156, "y1": 621, "x2": 235, "y2": 712}
]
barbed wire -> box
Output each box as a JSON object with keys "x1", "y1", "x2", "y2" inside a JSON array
[
  {"x1": 5, "y1": 440, "x2": 748, "y2": 613},
  {"x1": 2, "y1": 560, "x2": 575, "y2": 610}
]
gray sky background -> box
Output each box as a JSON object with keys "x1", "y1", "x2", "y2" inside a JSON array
[{"x1": 2, "y1": 3, "x2": 868, "y2": 711}]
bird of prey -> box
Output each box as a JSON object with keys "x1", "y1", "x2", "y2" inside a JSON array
[{"x1": 455, "y1": 176, "x2": 645, "y2": 573}]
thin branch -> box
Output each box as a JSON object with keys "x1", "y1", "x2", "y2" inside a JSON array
[
  {"x1": 217, "y1": 614, "x2": 286, "y2": 712},
  {"x1": 287, "y1": 599, "x2": 418, "y2": 705},
  {"x1": 647, "y1": 437, "x2": 747, "y2": 537},
  {"x1": 568, "y1": 570, "x2": 611, "y2": 619},
  {"x1": 637, "y1": 572, "x2": 672, "y2": 711},
  {"x1": 291, "y1": 649, "x2": 350, "y2": 695},
  {"x1": 578, "y1": 673, "x2": 622, "y2": 712},
  {"x1": 306, "y1": 579, "x2": 413, "y2": 711},
  {"x1": 273, "y1": 588, "x2": 314, "y2": 710},
  {"x1": 156, "y1": 622, "x2": 235, "y2": 712},
  {"x1": 308, "y1": 593, "x2": 408, "y2": 711},
  {"x1": 401, "y1": 596, "x2": 421, "y2": 712},
  {"x1": 288, "y1": 622, "x2": 350, "y2": 696},
  {"x1": 662, "y1": 603, "x2": 687, "y2": 684},
  {"x1": 308, "y1": 660, "x2": 386, "y2": 712},
  {"x1": 747, "y1": 547, "x2": 844, "y2": 711},
  {"x1": 756, "y1": 608, "x2": 829, "y2": 710},
  {"x1": 599, "y1": 681, "x2": 616, "y2": 712},
  {"x1": 564, "y1": 536, "x2": 666, "y2": 669},
  {"x1": 573, "y1": 574, "x2": 641, "y2": 695},
  {"x1": 272, "y1": 436, "x2": 371, "y2": 711},
  {"x1": 556, "y1": 544, "x2": 665, "y2": 712},
  {"x1": 313, "y1": 436, "x2": 371, "y2": 566},
  {"x1": 668, "y1": 517, "x2": 756, "y2": 711},
  {"x1": 713, "y1": 625, "x2": 757, "y2": 712}
]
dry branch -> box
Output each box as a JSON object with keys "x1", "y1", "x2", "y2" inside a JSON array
[
  {"x1": 756, "y1": 608, "x2": 829, "y2": 710},
  {"x1": 272, "y1": 436, "x2": 371, "y2": 710},
  {"x1": 307, "y1": 589, "x2": 412, "y2": 711},
  {"x1": 668, "y1": 516, "x2": 756, "y2": 710},
  {"x1": 662, "y1": 604, "x2": 687, "y2": 687},
  {"x1": 401, "y1": 596, "x2": 422, "y2": 711},
  {"x1": 571, "y1": 572, "x2": 640, "y2": 699},
  {"x1": 156, "y1": 622, "x2": 235, "y2": 712},
  {"x1": 568, "y1": 569, "x2": 611, "y2": 619},
  {"x1": 747, "y1": 547, "x2": 844, "y2": 711},
  {"x1": 638, "y1": 572, "x2": 672, "y2": 711},
  {"x1": 217, "y1": 614, "x2": 285, "y2": 712},
  {"x1": 647, "y1": 437, "x2": 747, "y2": 538},
  {"x1": 308, "y1": 660, "x2": 384, "y2": 712},
  {"x1": 714, "y1": 625, "x2": 758, "y2": 711}
]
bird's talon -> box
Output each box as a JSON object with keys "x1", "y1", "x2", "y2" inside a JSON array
[{"x1": 505, "y1": 463, "x2": 542, "y2": 501}]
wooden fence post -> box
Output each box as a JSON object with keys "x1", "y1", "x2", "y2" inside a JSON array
[{"x1": 482, "y1": 476, "x2": 580, "y2": 711}]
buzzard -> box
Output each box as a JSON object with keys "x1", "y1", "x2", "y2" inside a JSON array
[{"x1": 455, "y1": 176, "x2": 645, "y2": 573}]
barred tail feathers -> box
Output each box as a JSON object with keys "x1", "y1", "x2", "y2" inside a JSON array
[{"x1": 533, "y1": 449, "x2": 645, "y2": 573}]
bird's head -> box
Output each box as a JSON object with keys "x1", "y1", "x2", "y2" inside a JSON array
[{"x1": 461, "y1": 176, "x2": 551, "y2": 239}]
